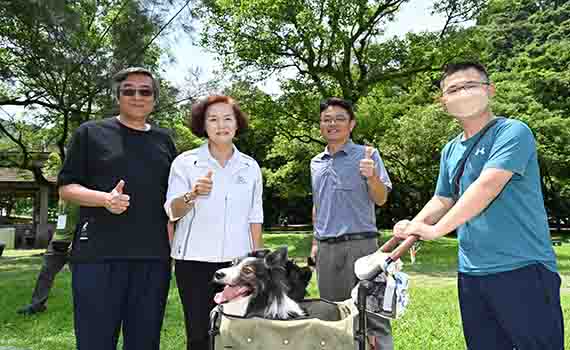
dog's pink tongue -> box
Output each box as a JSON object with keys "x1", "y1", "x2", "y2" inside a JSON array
[{"x1": 214, "y1": 286, "x2": 249, "y2": 304}]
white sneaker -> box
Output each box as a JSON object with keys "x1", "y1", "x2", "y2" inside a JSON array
[{"x1": 354, "y1": 249, "x2": 403, "y2": 280}]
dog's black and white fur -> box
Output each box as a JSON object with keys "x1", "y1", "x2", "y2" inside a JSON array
[{"x1": 213, "y1": 247, "x2": 312, "y2": 320}]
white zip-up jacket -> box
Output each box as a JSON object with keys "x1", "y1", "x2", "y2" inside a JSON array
[{"x1": 164, "y1": 143, "x2": 263, "y2": 262}]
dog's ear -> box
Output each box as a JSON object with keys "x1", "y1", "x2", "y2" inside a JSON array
[
  {"x1": 265, "y1": 246, "x2": 288, "y2": 267},
  {"x1": 249, "y1": 249, "x2": 271, "y2": 259},
  {"x1": 300, "y1": 266, "x2": 312, "y2": 283}
]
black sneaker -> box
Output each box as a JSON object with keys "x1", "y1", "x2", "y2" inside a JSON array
[{"x1": 17, "y1": 304, "x2": 47, "y2": 315}]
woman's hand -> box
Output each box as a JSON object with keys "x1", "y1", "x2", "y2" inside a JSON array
[{"x1": 192, "y1": 170, "x2": 213, "y2": 196}]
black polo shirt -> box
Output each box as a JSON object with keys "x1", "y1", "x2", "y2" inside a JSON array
[{"x1": 58, "y1": 117, "x2": 177, "y2": 262}]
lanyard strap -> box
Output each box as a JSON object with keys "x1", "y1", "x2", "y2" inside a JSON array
[{"x1": 452, "y1": 118, "x2": 502, "y2": 198}]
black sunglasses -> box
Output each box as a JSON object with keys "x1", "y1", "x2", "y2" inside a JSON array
[{"x1": 120, "y1": 88, "x2": 154, "y2": 97}]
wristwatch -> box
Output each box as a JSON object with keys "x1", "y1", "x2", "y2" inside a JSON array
[{"x1": 183, "y1": 192, "x2": 195, "y2": 204}]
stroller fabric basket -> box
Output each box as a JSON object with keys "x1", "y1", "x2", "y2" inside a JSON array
[{"x1": 210, "y1": 299, "x2": 362, "y2": 350}]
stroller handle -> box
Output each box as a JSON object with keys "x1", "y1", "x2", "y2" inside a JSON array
[{"x1": 380, "y1": 235, "x2": 419, "y2": 261}]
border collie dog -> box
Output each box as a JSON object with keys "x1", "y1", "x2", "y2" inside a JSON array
[{"x1": 213, "y1": 247, "x2": 311, "y2": 320}]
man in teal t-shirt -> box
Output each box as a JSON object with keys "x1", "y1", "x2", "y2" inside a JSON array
[{"x1": 392, "y1": 62, "x2": 563, "y2": 350}]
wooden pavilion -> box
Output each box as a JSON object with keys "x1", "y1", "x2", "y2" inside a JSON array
[{"x1": 0, "y1": 166, "x2": 57, "y2": 248}]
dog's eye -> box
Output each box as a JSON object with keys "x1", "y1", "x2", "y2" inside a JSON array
[{"x1": 242, "y1": 266, "x2": 255, "y2": 275}]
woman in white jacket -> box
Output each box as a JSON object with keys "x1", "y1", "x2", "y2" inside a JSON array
[{"x1": 164, "y1": 95, "x2": 263, "y2": 350}]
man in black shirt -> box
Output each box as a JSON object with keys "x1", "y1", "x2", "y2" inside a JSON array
[{"x1": 58, "y1": 67, "x2": 177, "y2": 350}]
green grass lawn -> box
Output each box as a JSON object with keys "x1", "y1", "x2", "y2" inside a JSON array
[{"x1": 1, "y1": 233, "x2": 568, "y2": 349}]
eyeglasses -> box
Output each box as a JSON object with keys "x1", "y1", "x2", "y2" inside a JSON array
[
  {"x1": 320, "y1": 114, "x2": 350, "y2": 125},
  {"x1": 120, "y1": 88, "x2": 154, "y2": 97},
  {"x1": 443, "y1": 81, "x2": 489, "y2": 96}
]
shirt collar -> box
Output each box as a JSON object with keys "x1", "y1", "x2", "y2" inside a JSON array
[
  {"x1": 321, "y1": 140, "x2": 356, "y2": 159},
  {"x1": 197, "y1": 142, "x2": 242, "y2": 168}
]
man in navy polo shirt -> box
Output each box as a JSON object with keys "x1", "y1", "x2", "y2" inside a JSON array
[
  {"x1": 393, "y1": 62, "x2": 563, "y2": 349},
  {"x1": 310, "y1": 97, "x2": 393, "y2": 350}
]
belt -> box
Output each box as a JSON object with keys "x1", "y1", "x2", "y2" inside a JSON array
[{"x1": 317, "y1": 232, "x2": 377, "y2": 244}]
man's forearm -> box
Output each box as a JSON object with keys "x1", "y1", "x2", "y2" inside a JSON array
[
  {"x1": 433, "y1": 172, "x2": 508, "y2": 236},
  {"x1": 413, "y1": 196, "x2": 454, "y2": 225},
  {"x1": 311, "y1": 205, "x2": 318, "y2": 249},
  {"x1": 59, "y1": 184, "x2": 109, "y2": 207},
  {"x1": 366, "y1": 175, "x2": 388, "y2": 206},
  {"x1": 397, "y1": 170, "x2": 512, "y2": 241}
]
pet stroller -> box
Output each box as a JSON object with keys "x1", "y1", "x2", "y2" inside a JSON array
[{"x1": 209, "y1": 235, "x2": 417, "y2": 350}]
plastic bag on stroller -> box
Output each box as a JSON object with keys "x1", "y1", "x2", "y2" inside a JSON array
[{"x1": 352, "y1": 235, "x2": 417, "y2": 320}]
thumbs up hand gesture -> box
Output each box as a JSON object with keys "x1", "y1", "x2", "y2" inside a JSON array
[
  {"x1": 359, "y1": 146, "x2": 376, "y2": 178},
  {"x1": 192, "y1": 170, "x2": 214, "y2": 197},
  {"x1": 105, "y1": 180, "x2": 130, "y2": 214}
]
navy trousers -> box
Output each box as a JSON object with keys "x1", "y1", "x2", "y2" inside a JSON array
[
  {"x1": 71, "y1": 260, "x2": 171, "y2": 350},
  {"x1": 458, "y1": 263, "x2": 564, "y2": 350}
]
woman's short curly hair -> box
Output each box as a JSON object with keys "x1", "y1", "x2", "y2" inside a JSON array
[{"x1": 190, "y1": 95, "x2": 248, "y2": 138}]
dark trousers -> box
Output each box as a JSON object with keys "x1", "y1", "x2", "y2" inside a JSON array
[
  {"x1": 71, "y1": 260, "x2": 171, "y2": 350},
  {"x1": 175, "y1": 260, "x2": 230, "y2": 350},
  {"x1": 459, "y1": 263, "x2": 564, "y2": 350},
  {"x1": 29, "y1": 241, "x2": 69, "y2": 308}
]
